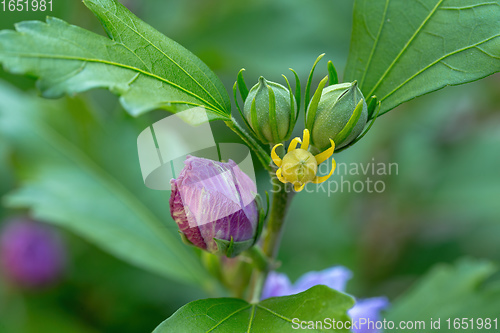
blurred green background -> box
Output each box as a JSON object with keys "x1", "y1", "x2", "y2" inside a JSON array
[{"x1": 0, "y1": 0, "x2": 499, "y2": 332}]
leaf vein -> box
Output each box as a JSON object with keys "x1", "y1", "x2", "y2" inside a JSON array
[
  {"x1": 367, "y1": 0, "x2": 446, "y2": 97},
  {"x1": 380, "y1": 34, "x2": 500, "y2": 104},
  {"x1": 255, "y1": 304, "x2": 294, "y2": 323},
  {"x1": 359, "y1": 0, "x2": 391, "y2": 88},
  {"x1": 3, "y1": 52, "x2": 222, "y2": 115},
  {"x1": 206, "y1": 305, "x2": 252, "y2": 332},
  {"x1": 246, "y1": 305, "x2": 256, "y2": 333},
  {"x1": 475, "y1": 45, "x2": 500, "y2": 59},
  {"x1": 440, "y1": 2, "x2": 499, "y2": 10},
  {"x1": 439, "y1": 60, "x2": 468, "y2": 73},
  {"x1": 94, "y1": 3, "x2": 228, "y2": 113}
]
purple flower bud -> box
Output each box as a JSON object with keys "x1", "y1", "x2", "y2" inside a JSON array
[
  {"x1": 262, "y1": 265, "x2": 389, "y2": 333},
  {"x1": 170, "y1": 156, "x2": 261, "y2": 257},
  {"x1": 0, "y1": 218, "x2": 66, "y2": 289}
]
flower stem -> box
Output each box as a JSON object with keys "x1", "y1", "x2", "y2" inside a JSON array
[
  {"x1": 262, "y1": 172, "x2": 293, "y2": 258},
  {"x1": 248, "y1": 269, "x2": 266, "y2": 303},
  {"x1": 225, "y1": 117, "x2": 272, "y2": 172},
  {"x1": 243, "y1": 246, "x2": 269, "y2": 272},
  {"x1": 247, "y1": 171, "x2": 294, "y2": 302}
]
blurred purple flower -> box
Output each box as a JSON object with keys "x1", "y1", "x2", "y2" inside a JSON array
[
  {"x1": 170, "y1": 156, "x2": 260, "y2": 257},
  {"x1": 293, "y1": 266, "x2": 352, "y2": 295},
  {"x1": 262, "y1": 266, "x2": 389, "y2": 333},
  {"x1": 348, "y1": 297, "x2": 389, "y2": 333},
  {"x1": 0, "y1": 218, "x2": 66, "y2": 289},
  {"x1": 261, "y1": 271, "x2": 293, "y2": 299}
]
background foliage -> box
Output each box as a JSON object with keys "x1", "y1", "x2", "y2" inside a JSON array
[{"x1": 0, "y1": 0, "x2": 499, "y2": 332}]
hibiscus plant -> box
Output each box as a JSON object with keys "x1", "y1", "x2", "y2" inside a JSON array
[{"x1": 0, "y1": 0, "x2": 499, "y2": 332}]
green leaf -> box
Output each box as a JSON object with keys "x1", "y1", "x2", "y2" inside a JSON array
[
  {"x1": 344, "y1": 0, "x2": 500, "y2": 115},
  {"x1": 0, "y1": 0, "x2": 231, "y2": 122},
  {"x1": 153, "y1": 285, "x2": 354, "y2": 332},
  {"x1": 386, "y1": 259, "x2": 500, "y2": 332},
  {"x1": 0, "y1": 81, "x2": 214, "y2": 288}
]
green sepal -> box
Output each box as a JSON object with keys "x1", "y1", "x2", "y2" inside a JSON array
[
  {"x1": 233, "y1": 81, "x2": 257, "y2": 137},
  {"x1": 179, "y1": 231, "x2": 194, "y2": 246},
  {"x1": 289, "y1": 68, "x2": 301, "y2": 117},
  {"x1": 282, "y1": 74, "x2": 296, "y2": 140},
  {"x1": 267, "y1": 85, "x2": 280, "y2": 144},
  {"x1": 327, "y1": 60, "x2": 339, "y2": 85},
  {"x1": 305, "y1": 53, "x2": 325, "y2": 109},
  {"x1": 237, "y1": 68, "x2": 249, "y2": 102},
  {"x1": 213, "y1": 237, "x2": 254, "y2": 258},
  {"x1": 305, "y1": 75, "x2": 329, "y2": 130},
  {"x1": 333, "y1": 98, "x2": 364, "y2": 147},
  {"x1": 367, "y1": 95, "x2": 378, "y2": 120},
  {"x1": 253, "y1": 192, "x2": 267, "y2": 246},
  {"x1": 335, "y1": 101, "x2": 381, "y2": 153},
  {"x1": 249, "y1": 98, "x2": 266, "y2": 143}
]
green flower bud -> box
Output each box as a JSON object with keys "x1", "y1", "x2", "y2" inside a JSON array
[
  {"x1": 306, "y1": 81, "x2": 368, "y2": 151},
  {"x1": 243, "y1": 77, "x2": 297, "y2": 144}
]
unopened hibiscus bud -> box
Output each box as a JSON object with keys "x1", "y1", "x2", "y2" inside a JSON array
[
  {"x1": 306, "y1": 81, "x2": 368, "y2": 150},
  {"x1": 0, "y1": 218, "x2": 66, "y2": 289},
  {"x1": 243, "y1": 77, "x2": 297, "y2": 144},
  {"x1": 170, "y1": 156, "x2": 263, "y2": 257}
]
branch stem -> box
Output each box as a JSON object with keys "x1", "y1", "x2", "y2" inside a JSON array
[
  {"x1": 225, "y1": 117, "x2": 272, "y2": 172},
  {"x1": 247, "y1": 171, "x2": 294, "y2": 302},
  {"x1": 225, "y1": 120, "x2": 294, "y2": 301},
  {"x1": 262, "y1": 173, "x2": 293, "y2": 258}
]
